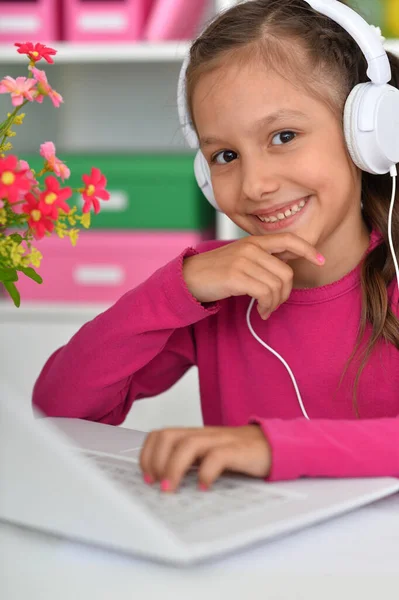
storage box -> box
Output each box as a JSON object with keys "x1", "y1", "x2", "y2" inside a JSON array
[
  {"x1": 14, "y1": 230, "x2": 213, "y2": 304},
  {"x1": 24, "y1": 153, "x2": 215, "y2": 231},
  {"x1": 63, "y1": 0, "x2": 154, "y2": 42},
  {"x1": 0, "y1": 0, "x2": 60, "y2": 43},
  {"x1": 145, "y1": 0, "x2": 209, "y2": 41}
]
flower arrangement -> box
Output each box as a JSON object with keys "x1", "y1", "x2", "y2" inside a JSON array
[{"x1": 0, "y1": 42, "x2": 110, "y2": 307}]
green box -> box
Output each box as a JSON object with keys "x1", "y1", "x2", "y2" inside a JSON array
[{"x1": 24, "y1": 153, "x2": 215, "y2": 231}]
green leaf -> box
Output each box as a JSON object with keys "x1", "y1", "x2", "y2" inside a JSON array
[
  {"x1": 0, "y1": 268, "x2": 18, "y2": 282},
  {"x1": 3, "y1": 281, "x2": 20, "y2": 307},
  {"x1": 9, "y1": 233, "x2": 23, "y2": 244},
  {"x1": 18, "y1": 266, "x2": 43, "y2": 284}
]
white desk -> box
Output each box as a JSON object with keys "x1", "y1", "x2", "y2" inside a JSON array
[{"x1": 2, "y1": 493, "x2": 399, "y2": 600}]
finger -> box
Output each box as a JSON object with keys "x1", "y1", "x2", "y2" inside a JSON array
[
  {"x1": 139, "y1": 431, "x2": 159, "y2": 483},
  {"x1": 197, "y1": 445, "x2": 240, "y2": 489},
  {"x1": 253, "y1": 232, "x2": 325, "y2": 266},
  {"x1": 235, "y1": 272, "x2": 284, "y2": 317},
  {"x1": 198, "y1": 444, "x2": 267, "y2": 489},
  {"x1": 151, "y1": 428, "x2": 205, "y2": 482},
  {"x1": 240, "y1": 260, "x2": 283, "y2": 314},
  {"x1": 256, "y1": 254, "x2": 294, "y2": 309},
  {"x1": 161, "y1": 434, "x2": 220, "y2": 493},
  {"x1": 243, "y1": 254, "x2": 294, "y2": 310},
  {"x1": 140, "y1": 429, "x2": 195, "y2": 483}
]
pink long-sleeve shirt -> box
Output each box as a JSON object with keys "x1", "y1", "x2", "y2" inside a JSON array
[{"x1": 32, "y1": 229, "x2": 399, "y2": 481}]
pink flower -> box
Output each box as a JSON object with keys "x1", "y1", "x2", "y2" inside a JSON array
[
  {"x1": 15, "y1": 42, "x2": 57, "y2": 64},
  {"x1": 30, "y1": 66, "x2": 63, "y2": 108},
  {"x1": 0, "y1": 76, "x2": 37, "y2": 106},
  {"x1": 40, "y1": 142, "x2": 70, "y2": 181},
  {"x1": 11, "y1": 159, "x2": 40, "y2": 213},
  {"x1": 81, "y1": 167, "x2": 110, "y2": 214},
  {"x1": 0, "y1": 155, "x2": 31, "y2": 203},
  {"x1": 18, "y1": 160, "x2": 38, "y2": 187},
  {"x1": 39, "y1": 175, "x2": 72, "y2": 220},
  {"x1": 22, "y1": 193, "x2": 55, "y2": 240}
]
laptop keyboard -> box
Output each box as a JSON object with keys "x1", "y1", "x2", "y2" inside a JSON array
[{"x1": 83, "y1": 452, "x2": 301, "y2": 533}]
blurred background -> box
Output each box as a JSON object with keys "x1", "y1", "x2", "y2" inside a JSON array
[{"x1": 0, "y1": 0, "x2": 398, "y2": 431}]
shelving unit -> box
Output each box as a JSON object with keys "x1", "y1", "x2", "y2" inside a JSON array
[{"x1": 0, "y1": 41, "x2": 191, "y2": 64}]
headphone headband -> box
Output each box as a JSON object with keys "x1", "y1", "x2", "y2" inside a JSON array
[{"x1": 304, "y1": 0, "x2": 391, "y2": 84}]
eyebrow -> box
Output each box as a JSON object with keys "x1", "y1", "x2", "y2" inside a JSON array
[{"x1": 199, "y1": 109, "x2": 309, "y2": 147}]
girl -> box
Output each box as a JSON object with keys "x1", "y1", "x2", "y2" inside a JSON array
[{"x1": 33, "y1": 0, "x2": 399, "y2": 493}]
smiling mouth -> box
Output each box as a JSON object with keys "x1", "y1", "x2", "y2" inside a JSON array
[{"x1": 256, "y1": 197, "x2": 309, "y2": 223}]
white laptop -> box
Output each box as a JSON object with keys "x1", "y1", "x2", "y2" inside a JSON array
[{"x1": 1, "y1": 384, "x2": 399, "y2": 566}]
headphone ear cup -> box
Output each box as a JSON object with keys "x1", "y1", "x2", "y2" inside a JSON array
[
  {"x1": 344, "y1": 82, "x2": 399, "y2": 174},
  {"x1": 194, "y1": 151, "x2": 220, "y2": 211},
  {"x1": 344, "y1": 83, "x2": 367, "y2": 171}
]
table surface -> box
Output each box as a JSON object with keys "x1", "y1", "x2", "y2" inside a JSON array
[{"x1": 2, "y1": 492, "x2": 399, "y2": 600}]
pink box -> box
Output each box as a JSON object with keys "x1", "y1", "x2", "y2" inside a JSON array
[
  {"x1": 63, "y1": 0, "x2": 154, "y2": 42},
  {"x1": 14, "y1": 230, "x2": 213, "y2": 304},
  {"x1": 144, "y1": 0, "x2": 209, "y2": 41},
  {"x1": 0, "y1": 0, "x2": 60, "y2": 43}
]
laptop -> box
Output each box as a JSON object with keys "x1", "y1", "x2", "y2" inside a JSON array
[{"x1": 1, "y1": 384, "x2": 399, "y2": 566}]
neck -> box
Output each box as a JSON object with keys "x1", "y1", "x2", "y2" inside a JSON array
[{"x1": 291, "y1": 216, "x2": 371, "y2": 289}]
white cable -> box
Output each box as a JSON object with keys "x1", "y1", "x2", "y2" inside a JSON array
[
  {"x1": 246, "y1": 297, "x2": 311, "y2": 420},
  {"x1": 388, "y1": 165, "x2": 398, "y2": 292},
  {"x1": 246, "y1": 168, "x2": 397, "y2": 421}
]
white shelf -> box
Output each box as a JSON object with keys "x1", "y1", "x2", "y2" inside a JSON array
[
  {"x1": 0, "y1": 41, "x2": 191, "y2": 64},
  {"x1": 0, "y1": 39, "x2": 397, "y2": 64},
  {"x1": 0, "y1": 300, "x2": 108, "y2": 321}
]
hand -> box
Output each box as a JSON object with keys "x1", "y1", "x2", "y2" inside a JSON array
[
  {"x1": 139, "y1": 425, "x2": 272, "y2": 492},
  {"x1": 183, "y1": 232, "x2": 325, "y2": 319}
]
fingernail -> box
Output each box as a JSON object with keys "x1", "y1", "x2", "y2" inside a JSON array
[
  {"x1": 198, "y1": 482, "x2": 209, "y2": 491},
  {"x1": 143, "y1": 473, "x2": 154, "y2": 485},
  {"x1": 160, "y1": 479, "x2": 171, "y2": 492},
  {"x1": 316, "y1": 253, "x2": 325, "y2": 264}
]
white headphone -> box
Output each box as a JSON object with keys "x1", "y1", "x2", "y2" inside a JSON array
[{"x1": 177, "y1": 0, "x2": 399, "y2": 212}]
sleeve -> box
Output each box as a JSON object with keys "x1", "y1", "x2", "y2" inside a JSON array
[
  {"x1": 250, "y1": 417, "x2": 399, "y2": 481},
  {"x1": 32, "y1": 247, "x2": 220, "y2": 425}
]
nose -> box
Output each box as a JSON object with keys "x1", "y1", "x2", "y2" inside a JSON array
[{"x1": 241, "y1": 155, "x2": 280, "y2": 202}]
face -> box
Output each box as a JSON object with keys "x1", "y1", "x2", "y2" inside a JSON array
[{"x1": 192, "y1": 57, "x2": 363, "y2": 251}]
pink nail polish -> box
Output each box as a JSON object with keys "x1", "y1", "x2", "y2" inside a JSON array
[
  {"x1": 161, "y1": 480, "x2": 171, "y2": 492},
  {"x1": 143, "y1": 473, "x2": 154, "y2": 485},
  {"x1": 317, "y1": 253, "x2": 325, "y2": 264},
  {"x1": 198, "y1": 482, "x2": 209, "y2": 491}
]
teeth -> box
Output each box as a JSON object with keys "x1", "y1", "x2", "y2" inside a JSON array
[{"x1": 257, "y1": 198, "x2": 308, "y2": 223}]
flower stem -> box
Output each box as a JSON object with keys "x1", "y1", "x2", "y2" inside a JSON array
[{"x1": 0, "y1": 99, "x2": 30, "y2": 145}]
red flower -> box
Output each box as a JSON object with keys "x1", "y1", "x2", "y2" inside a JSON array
[
  {"x1": 15, "y1": 42, "x2": 57, "y2": 64},
  {"x1": 81, "y1": 167, "x2": 110, "y2": 214},
  {"x1": 39, "y1": 175, "x2": 72, "y2": 220},
  {"x1": 0, "y1": 155, "x2": 31, "y2": 203},
  {"x1": 23, "y1": 193, "x2": 54, "y2": 240}
]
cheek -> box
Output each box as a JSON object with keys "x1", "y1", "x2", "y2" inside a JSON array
[
  {"x1": 292, "y1": 133, "x2": 353, "y2": 192},
  {"x1": 211, "y1": 170, "x2": 240, "y2": 210}
]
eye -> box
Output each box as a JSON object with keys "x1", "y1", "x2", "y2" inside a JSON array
[
  {"x1": 271, "y1": 131, "x2": 296, "y2": 145},
  {"x1": 211, "y1": 150, "x2": 238, "y2": 165}
]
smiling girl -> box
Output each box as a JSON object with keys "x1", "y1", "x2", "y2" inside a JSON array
[{"x1": 33, "y1": 0, "x2": 399, "y2": 492}]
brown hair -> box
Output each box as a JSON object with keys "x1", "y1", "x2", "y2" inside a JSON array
[{"x1": 185, "y1": 0, "x2": 399, "y2": 415}]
